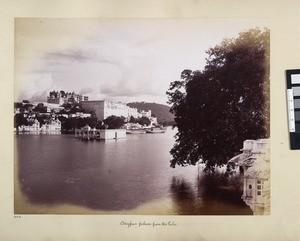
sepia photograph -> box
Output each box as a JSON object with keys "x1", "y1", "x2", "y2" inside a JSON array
[{"x1": 14, "y1": 18, "x2": 270, "y2": 215}]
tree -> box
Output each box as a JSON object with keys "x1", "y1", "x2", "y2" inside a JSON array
[
  {"x1": 36, "y1": 116, "x2": 47, "y2": 125},
  {"x1": 33, "y1": 103, "x2": 47, "y2": 113},
  {"x1": 166, "y1": 28, "x2": 270, "y2": 171},
  {"x1": 57, "y1": 116, "x2": 67, "y2": 125},
  {"x1": 69, "y1": 106, "x2": 81, "y2": 114},
  {"x1": 128, "y1": 116, "x2": 151, "y2": 126},
  {"x1": 137, "y1": 116, "x2": 151, "y2": 126},
  {"x1": 129, "y1": 116, "x2": 138, "y2": 123},
  {"x1": 60, "y1": 90, "x2": 66, "y2": 97},
  {"x1": 14, "y1": 102, "x2": 23, "y2": 109},
  {"x1": 103, "y1": 115, "x2": 125, "y2": 129},
  {"x1": 61, "y1": 103, "x2": 72, "y2": 109},
  {"x1": 77, "y1": 117, "x2": 98, "y2": 128},
  {"x1": 14, "y1": 113, "x2": 28, "y2": 128},
  {"x1": 59, "y1": 109, "x2": 67, "y2": 114},
  {"x1": 62, "y1": 117, "x2": 78, "y2": 131},
  {"x1": 23, "y1": 103, "x2": 34, "y2": 111}
]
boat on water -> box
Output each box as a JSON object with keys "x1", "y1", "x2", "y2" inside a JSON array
[
  {"x1": 126, "y1": 129, "x2": 146, "y2": 134},
  {"x1": 145, "y1": 128, "x2": 166, "y2": 134}
]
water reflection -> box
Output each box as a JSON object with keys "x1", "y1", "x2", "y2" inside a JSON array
[
  {"x1": 16, "y1": 134, "x2": 178, "y2": 211},
  {"x1": 16, "y1": 132, "x2": 252, "y2": 214},
  {"x1": 170, "y1": 172, "x2": 252, "y2": 215}
]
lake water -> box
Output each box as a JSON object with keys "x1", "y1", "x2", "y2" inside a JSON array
[{"x1": 15, "y1": 128, "x2": 252, "y2": 215}]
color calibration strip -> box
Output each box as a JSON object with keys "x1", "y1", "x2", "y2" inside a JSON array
[{"x1": 286, "y1": 69, "x2": 300, "y2": 149}]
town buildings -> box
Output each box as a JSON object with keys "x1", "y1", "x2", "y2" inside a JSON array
[
  {"x1": 15, "y1": 91, "x2": 158, "y2": 134},
  {"x1": 40, "y1": 119, "x2": 62, "y2": 133},
  {"x1": 15, "y1": 101, "x2": 64, "y2": 115},
  {"x1": 17, "y1": 119, "x2": 40, "y2": 132},
  {"x1": 17, "y1": 118, "x2": 61, "y2": 134}
]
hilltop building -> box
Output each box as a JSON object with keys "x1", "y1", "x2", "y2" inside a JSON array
[{"x1": 47, "y1": 90, "x2": 88, "y2": 105}]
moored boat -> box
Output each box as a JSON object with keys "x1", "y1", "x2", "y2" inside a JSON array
[
  {"x1": 145, "y1": 128, "x2": 166, "y2": 134},
  {"x1": 126, "y1": 129, "x2": 146, "y2": 134}
]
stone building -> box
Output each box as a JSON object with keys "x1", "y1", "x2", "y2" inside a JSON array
[
  {"x1": 40, "y1": 119, "x2": 61, "y2": 133},
  {"x1": 17, "y1": 118, "x2": 61, "y2": 134},
  {"x1": 18, "y1": 119, "x2": 40, "y2": 132},
  {"x1": 47, "y1": 91, "x2": 88, "y2": 105},
  {"x1": 81, "y1": 100, "x2": 140, "y2": 121},
  {"x1": 228, "y1": 139, "x2": 270, "y2": 215}
]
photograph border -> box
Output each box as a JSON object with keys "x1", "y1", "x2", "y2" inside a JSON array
[{"x1": 1, "y1": 0, "x2": 300, "y2": 240}]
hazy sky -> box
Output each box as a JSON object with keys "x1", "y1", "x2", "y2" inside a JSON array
[{"x1": 15, "y1": 18, "x2": 267, "y2": 105}]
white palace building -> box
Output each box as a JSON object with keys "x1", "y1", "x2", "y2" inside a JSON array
[{"x1": 81, "y1": 100, "x2": 153, "y2": 121}]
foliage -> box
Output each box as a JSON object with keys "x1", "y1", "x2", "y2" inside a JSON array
[
  {"x1": 57, "y1": 116, "x2": 67, "y2": 124},
  {"x1": 137, "y1": 116, "x2": 151, "y2": 126},
  {"x1": 62, "y1": 118, "x2": 78, "y2": 131},
  {"x1": 128, "y1": 116, "x2": 151, "y2": 126},
  {"x1": 36, "y1": 116, "x2": 47, "y2": 125},
  {"x1": 103, "y1": 115, "x2": 125, "y2": 129},
  {"x1": 166, "y1": 28, "x2": 270, "y2": 171},
  {"x1": 14, "y1": 102, "x2": 23, "y2": 109},
  {"x1": 69, "y1": 106, "x2": 82, "y2": 114},
  {"x1": 61, "y1": 103, "x2": 72, "y2": 109},
  {"x1": 59, "y1": 109, "x2": 67, "y2": 114},
  {"x1": 14, "y1": 113, "x2": 28, "y2": 127},
  {"x1": 60, "y1": 117, "x2": 100, "y2": 131},
  {"x1": 129, "y1": 116, "x2": 138, "y2": 123},
  {"x1": 33, "y1": 103, "x2": 47, "y2": 113}
]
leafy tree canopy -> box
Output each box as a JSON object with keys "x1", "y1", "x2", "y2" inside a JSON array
[
  {"x1": 166, "y1": 28, "x2": 270, "y2": 171},
  {"x1": 14, "y1": 113, "x2": 28, "y2": 127},
  {"x1": 129, "y1": 116, "x2": 138, "y2": 123},
  {"x1": 33, "y1": 103, "x2": 47, "y2": 113},
  {"x1": 137, "y1": 116, "x2": 151, "y2": 126},
  {"x1": 61, "y1": 103, "x2": 72, "y2": 109},
  {"x1": 60, "y1": 117, "x2": 100, "y2": 131},
  {"x1": 128, "y1": 116, "x2": 151, "y2": 126},
  {"x1": 103, "y1": 115, "x2": 125, "y2": 129},
  {"x1": 14, "y1": 102, "x2": 23, "y2": 109}
]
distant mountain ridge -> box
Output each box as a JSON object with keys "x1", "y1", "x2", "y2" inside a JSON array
[{"x1": 127, "y1": 102, "x2": 174, "y2": 125}]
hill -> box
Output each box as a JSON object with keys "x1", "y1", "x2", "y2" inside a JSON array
[{"x1": 127, "y1": 102, "x2": 174, "y2": 125}]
